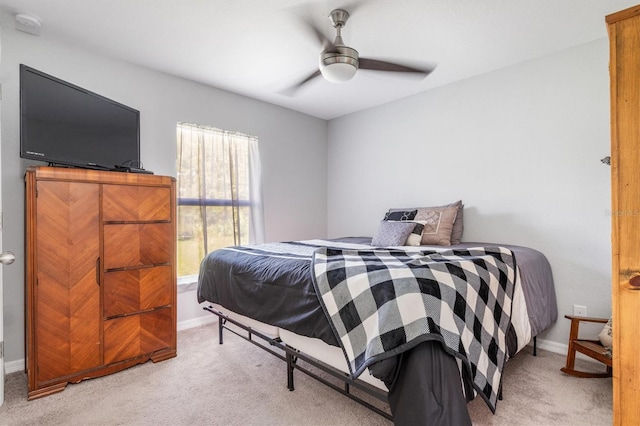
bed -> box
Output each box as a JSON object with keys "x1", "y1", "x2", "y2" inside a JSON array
[{"x1": 197, "y1": 236, "x2": 557, "y2": 424}]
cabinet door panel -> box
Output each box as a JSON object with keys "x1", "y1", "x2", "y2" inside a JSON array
[
  {"x1": 102, "y1": 185, "x2": 171, "y2": 222},
  {"x1": 103, "y1": 308, "x2": 173, "y2": 364},
  {"x1": 103, "y1": 266, "x2": 173, "y2": 317},
  {"x1": 35, "y1": 181, "x2": 101, "y2": 382},
  {"x1": 103, "y1": 223, "x2": 172, "y2": 269},
  {"x1": 608, "y1": 6, "x2": 640, "y2": 424}
]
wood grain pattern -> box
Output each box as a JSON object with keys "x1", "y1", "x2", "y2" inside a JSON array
[
  {"x1": 103, "y1": 223, "x2": 172, "y2": 269},
  {"x1": 26, "y1": 166, "x2": 175, "y2": 186},
  {"x1": 103, "y1": 308, "x2": 173, "y2": 364},
  {"x1": 34, "y1": 181, "x2": 101, "y2": 383},
  {"x1": 103, "y1": 266, "x2": 173, "y2": 317},
  {"x1": 606, "y1": 4, "x2": 640, "y2": 24},
  {"x1": 608, "y1": 5, "x2": 640, "y2": 425},
  {"x1": 102, "y1": 185, "x2": 171, "y2": 222},
  {"x1": 25, "y1": 167, "x2": 177, "y2": 399}
]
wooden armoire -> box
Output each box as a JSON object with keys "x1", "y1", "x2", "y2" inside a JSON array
[
  {"x1": 608, "y1": 4, "x2": 640, "y2": 425},
  {"x1": 25, "y1": 166, "x2": 177, "y2": 400}
]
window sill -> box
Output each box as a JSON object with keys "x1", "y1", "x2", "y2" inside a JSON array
[{"x1": 178, "y1": 275, "x2": 198, "y2": 293}]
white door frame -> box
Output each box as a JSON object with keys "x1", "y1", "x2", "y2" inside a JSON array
[{"x1": 0, "y1": 20, "x2": 4, "y2": 406}]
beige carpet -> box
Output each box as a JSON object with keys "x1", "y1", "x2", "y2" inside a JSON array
[{"x1": 0, "y1": 323, "x2": 612, "y2": 425}]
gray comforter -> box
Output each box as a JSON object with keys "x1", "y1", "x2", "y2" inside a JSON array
[{"x1": 197, "y1": 237, "x2": 556, "y2": 345}]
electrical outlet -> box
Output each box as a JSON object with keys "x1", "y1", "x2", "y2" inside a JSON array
[{"x1": 573, "y1": 304, "x2": 588, "y2": 317}]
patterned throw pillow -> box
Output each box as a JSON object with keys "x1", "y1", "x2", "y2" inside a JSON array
[
  {"x1": 416, "y1": 206, "x2": 459, "y2": 246},
  {"x1": 371, "y1": 221, "x2": 417, "y2": 246},
  {"x1": 383, "y1": 210, "x2": 418, "y2": 221}
]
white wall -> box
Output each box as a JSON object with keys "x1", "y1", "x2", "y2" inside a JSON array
[
  {"x1": 327, "y1": 39, "x2": 612, "y2": 347},
  {"x1": 1, "y1": 13, "x2": 328, "y2": 366}
]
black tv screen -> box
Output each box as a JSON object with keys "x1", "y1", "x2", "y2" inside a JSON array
[{"x1": 20, "y1": 64, "x2": 140, "y2": 170}]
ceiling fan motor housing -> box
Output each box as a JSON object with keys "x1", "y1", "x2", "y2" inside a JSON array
[
  {"x1": 320, "y1": 45, "x2": 359, "y2": 82},
  {"x1": 328, "y1": 9, "x2": 349, "y2": 28}
]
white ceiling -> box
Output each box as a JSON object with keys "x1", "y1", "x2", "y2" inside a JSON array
[{"x1": 0, "y1": 0, "x2": 636, "y2": 120}]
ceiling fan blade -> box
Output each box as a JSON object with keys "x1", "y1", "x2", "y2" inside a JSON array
[
  {"x1": 290, "y1": 7, "x2": 336, "y2": 51},
  {"x1": 306, "y1": 20, "x2": 337, "y2": 52},
  {"x1": 280, "y1": 70, "x2": 323, "y2": 96},
  {"x1": 359, "y1": 58, "x2": 436, "y2": 76}
]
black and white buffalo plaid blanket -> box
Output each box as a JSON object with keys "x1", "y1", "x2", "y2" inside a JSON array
[{"x1": 311, "y1": 246, "x2": 516, "y2": 411}]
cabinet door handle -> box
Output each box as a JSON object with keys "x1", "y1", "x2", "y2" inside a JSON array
[{"x1": 96, "y1": 257, "x2": 101, "y2": 285}]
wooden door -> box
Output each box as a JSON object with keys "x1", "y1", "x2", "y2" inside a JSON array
[
  {"x1": 608, "y1": 4, "x2": 640, "y2": 425},
  {"x1": 34, "y1": 180, "x2": 101, "y2": 383}
]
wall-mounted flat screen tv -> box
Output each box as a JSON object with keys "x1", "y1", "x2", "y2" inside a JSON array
[{"x1": 20, "y1": 64, "x2": 140, "y2": 170}]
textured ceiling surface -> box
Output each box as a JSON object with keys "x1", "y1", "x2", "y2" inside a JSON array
[{"x1": 0, "y1": 0, "x2": 637, "y2": 119}]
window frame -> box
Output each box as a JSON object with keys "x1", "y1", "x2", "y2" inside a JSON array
[{"x1": 176, "y1": 122, "x2": 262, "y2": 281}]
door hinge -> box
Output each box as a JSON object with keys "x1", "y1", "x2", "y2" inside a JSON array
[{"x1": 0, "y1": 341, "x2": 4, "y2": 359}]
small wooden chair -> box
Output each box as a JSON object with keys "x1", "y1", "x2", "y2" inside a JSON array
[{"x1": 561, "y1": 315, "x2": 612, "y2": 378}]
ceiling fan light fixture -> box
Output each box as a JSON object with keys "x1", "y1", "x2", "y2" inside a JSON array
[
  {"x1": 320, "y1": 46, "x2": 359, "y2": 83},
  {"x1": 321, "y1": 62, "x2": 357, "y2": 83}
]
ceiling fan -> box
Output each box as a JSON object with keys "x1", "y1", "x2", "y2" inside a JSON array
[{"x1": 285, "y1": 8, "x2": 436, "y2": 92}]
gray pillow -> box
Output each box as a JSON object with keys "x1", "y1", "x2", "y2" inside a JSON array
[{"x1": 371, "y1": 221, "x2": 416, "y2": 246}]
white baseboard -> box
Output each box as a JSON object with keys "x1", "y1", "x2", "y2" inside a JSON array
[
  {"x1": 5, "y1": 359, "x2": 24, "y2": 375},
  {"x1": 532, "y1": 337, "x2": 606, "y2": 365},
  {"x1": 177, "y1": 315, "x2": 217, "y2": 331},
  {"x1": 532, "y1": 337, "x2": 567, "y2": 355}
]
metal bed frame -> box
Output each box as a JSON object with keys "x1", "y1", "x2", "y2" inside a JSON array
[
  {"x1": 203, "y1": 305, "x2": 392, "y2": 420},
  {"x1": 204, "y1": 305, "x2": 538, "y2": 420}
]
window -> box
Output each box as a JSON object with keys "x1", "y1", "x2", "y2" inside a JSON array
[{"x1": 176, "y1": 123, "x2": 264, "y2": 280}]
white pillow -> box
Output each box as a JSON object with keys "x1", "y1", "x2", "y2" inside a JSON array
[
  {"x1": 406, "y1": 223, "x2": 425, "y2": 246},
  {"x1": 598, "y1": 317, "x2": 612, "y2": 349}
]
